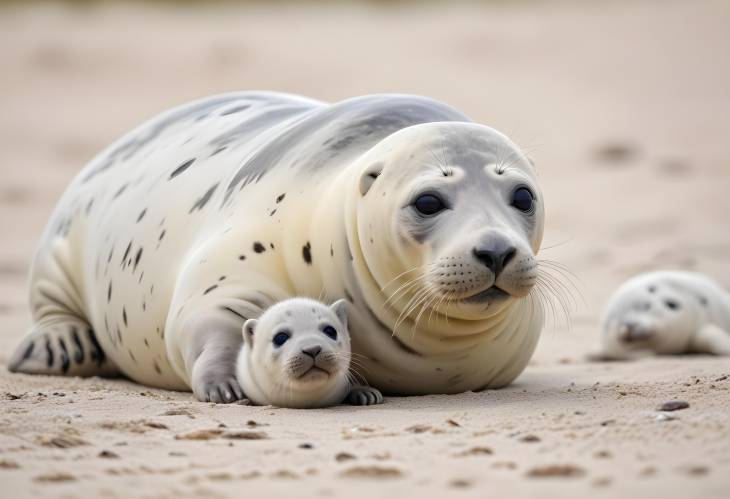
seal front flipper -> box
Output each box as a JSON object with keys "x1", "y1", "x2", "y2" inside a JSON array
[
  {"x1": 8, "y1": 318, "x2": 119, "y2": 377},
  {"x1": 345, "y1": 385, "x2": 384, "y2": 406},
  {"x1": 690, "y1": 324, "x2": 730, "y2": 355},
  {"x1": 167, "y1": 290, "x2": 278, "y2": 403}
]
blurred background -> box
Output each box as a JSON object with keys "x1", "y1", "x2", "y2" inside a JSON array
[{"x1": 1, "y1": 0, "x2": 729, "y2": 363}]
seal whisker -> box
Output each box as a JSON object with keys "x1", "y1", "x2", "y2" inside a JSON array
[{"x1": 379, "y1": 263, "x2": 436, "y2": 291}]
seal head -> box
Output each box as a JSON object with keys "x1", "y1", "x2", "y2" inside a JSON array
[
  {"x1": 599, "y1": 271, "x2": 730, "y2": 359},
  {"x1": 351, "y1": 122, "x2": 544, "y2": 326},
  {"x1": 236, "y1": 298, "x2": 352, "y2": 408}
]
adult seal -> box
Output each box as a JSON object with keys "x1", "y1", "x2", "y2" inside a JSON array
[
  {"x1": 9, "y1": 91, "x2": 546, "y2": 402},
  {"x1": 598, "y1": 270, "x2": 730, "y2": 359}
]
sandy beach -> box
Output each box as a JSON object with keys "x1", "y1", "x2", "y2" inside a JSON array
[{"x1": 1, "y1": 1, "x2": 729, "y2": 497}]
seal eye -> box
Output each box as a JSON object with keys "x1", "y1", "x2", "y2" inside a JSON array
[
  {"x1": 414, "y1": 194, "x2": 445, "y2": 216},
  {"x1": 322, "y1": 325, "x2": 338, "y2": 340},
  {"x1": 665, "y1": 300, "x2": 680, "y2": 310},
  {"x1": 272, "y1": 331, "x2": 290, "y2": 347},
  {"x1": 511, "y1": 187, "x2": 534, "y2": 212}
]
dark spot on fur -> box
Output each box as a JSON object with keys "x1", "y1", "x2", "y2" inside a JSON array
[
  {"x1": 107, "y1": 281, "x2": 113, "y2": 303},
  {"x1": 218, "y1": 275, "x2": 226, "y2": 281},
  {"x1": 113, "y1": 183, "x2": 129, "y2": 199},
  {"x1": 221, "y1": 306, "x2": 246, "y2": 320},
  {"x1": 238, "y1": 255, "x2": 246, "y2": 261},
  {"x1": 203, "y1": 284, "x2": 218, "y2": 295},
  {"x1": 128, "y1": 349, "x2": 137, "y2": 363},
  {"x1": 276, "y1": 193, "x2": 286, "y2": 203},
  {"x1": 330, "y1": 245, "x2": 334, "y2": 257},
  {"x1": 158, "y1": 230, "x2": 166, "y2": 242},
  {"x1": 144, "y1": 338, "x2": 149, "y2": 347},
  {"x1": 170, "y1": 159, "x2": 196, "y2": 179},
  {"x1": 85, "y1": 198, "x2": 94, "y2": 215},
  {"x1": 121, "y1": 241, "x2": 132, "y2": 268},
  {"x1": 221, "y1": 104, "x2": 251, "y2": 116},
  {"x1": 122, "y1": 307, "x2": 128, "y2": 327},
  {"x1": 302, "y1": 242, "x2": 312, "y2": 265},
  {"x1": 136, "y1": 209, "x2": 147, "y2": 223},
  {"x1": 253, "y1": 242, "x2": 265, "y2": 253},
  {"x1": 269, "y1": 209, "x2": 277, "y2": 216},
  {"x1": 189, "y1": 183, "x2": 219, "y2": 213},
  {"x1": 269, "y1": 243, "x2": 275, "y2": 250},
  {"x1": 133, "y1": 247, "x2": 143, "y2": 272},
  {"x1": 107, "y1": 247, "x2": 114, "y2": 264},
  {"x1": 153, "y1": 361, "x2": 162, "y2": 374}
]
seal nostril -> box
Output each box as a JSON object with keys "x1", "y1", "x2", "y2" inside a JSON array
[
  {"x1": 472, "y1": 245, "x2": 517, "y2": 277},
  {"x1": 503, "y1": 248, "x2": 516, "y2": 268},
  {"x1": 302, "y1": 346, "x2": 322, "y2": 358}
]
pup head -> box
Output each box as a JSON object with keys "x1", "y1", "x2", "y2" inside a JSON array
[{"x1": 242, "y1": 298, "x2": 351, "y2": 407}]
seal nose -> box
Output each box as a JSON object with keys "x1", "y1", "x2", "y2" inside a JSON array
[
  {"x1": 473, "y1": 245, "x2": 516, "y2": 276},
  {"x1": 302, "y1": 346, "x2": 322, "y2": 358}
]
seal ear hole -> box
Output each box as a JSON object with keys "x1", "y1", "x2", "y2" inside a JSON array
[
  {"x1": 698, "y1": 296, "x2": 708, "y2": 306},
  {"x1": 648, "y1": 286, "x2": 657, "y2": 293},
  {"x1": 664, "y1": 299, "x2": 680, "y2": 310},
  {"x1": 243, "y1": 318, "x2": 257, "y2": 347},
  {"x1": 359, "y1": 162, "x2": 384, "y2": 196}
]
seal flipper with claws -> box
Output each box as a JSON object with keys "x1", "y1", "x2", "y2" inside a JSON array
[
  {"x1": 8, "y1": 321, "x2": 117, "y2": 377},
  {"x1": 9, "y1": 239, "x2": 119, "y2": 378}
]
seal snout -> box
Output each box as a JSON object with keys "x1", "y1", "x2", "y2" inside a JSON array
[
  {"x1": 619, "y1": 322, "x2": 653, "y2": 343},
  {"x1": 473, "y1": 244, "x2": 516, "y2": 278},
  {"x1": 301, "y1": 346, "x2": 322, "y2": 358}
]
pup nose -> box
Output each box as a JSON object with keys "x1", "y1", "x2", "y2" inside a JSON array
[
  {"x1": 473, "y1": 245, "x2": 516, "y2": 276},
  {"x1": 302, "y1": 346, "x2": 322, "y2": 358}
]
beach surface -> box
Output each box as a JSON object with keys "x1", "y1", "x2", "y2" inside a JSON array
[{"x1": 1, "y1": 1, "x2": 729, "y2": 497}]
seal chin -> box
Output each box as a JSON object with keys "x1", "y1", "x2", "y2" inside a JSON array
[{"x1": 463, "y1": 286, "x2": 511, "y2": 305}]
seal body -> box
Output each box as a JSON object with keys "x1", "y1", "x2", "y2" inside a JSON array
[
  {"x1": 600, "y1": 271, "x2": 730, "y2": 359},
  {"x1": 237, "y1": 297, "x2": 381, "y2": 408},
  {"x1": 9, "y1": 91, "x2": 546, "y2": 402}
]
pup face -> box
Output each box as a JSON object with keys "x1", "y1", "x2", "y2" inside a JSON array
[
  {"x1": 602, "y1": 278, "x2": 700, "y2": 356},
  {"x1": 356, "y1": 122, "x2": 544, "y2": 320},
  {"x1": 243, "y1": 299, "x2": 351, "y2": 396}
]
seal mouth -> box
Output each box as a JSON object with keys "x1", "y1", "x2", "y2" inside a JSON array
[
  {"x1": 295, "y1": 366, "x2": 331, "y2": 382},
  {"x1": 463, "y1": 286, "x2": 510, "y2": 304}
]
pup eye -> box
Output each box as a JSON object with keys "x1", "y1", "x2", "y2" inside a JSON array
[
  {"x1": 322, "y1": 325, "x2": 338, "y2": 340},
  {"x1": 414, "y1": 194, "x2": 446, "y2": 216},
  {"x1": 664, "y1": 300, "x2": 680, "y2": 310},
  {"x1": 511, "y1": 187, "x2": 534, "y2": 212},
  {"x1": 272, "y1": 331, "x2": 290, "y2": 347}
]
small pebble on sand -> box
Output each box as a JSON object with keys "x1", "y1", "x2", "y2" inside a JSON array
[{"x1": 656, "y1": 400, "x2": 689, "y2": 412}]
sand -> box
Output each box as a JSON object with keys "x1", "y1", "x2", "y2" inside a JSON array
[{"x1": 1, "y1": 1, "x2": 729, "y2": 497}]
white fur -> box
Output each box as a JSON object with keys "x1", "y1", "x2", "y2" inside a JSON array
[
  {"x1": 600, "y1": 271, "x2": 730, "y2": 359},
  {"x1": 236, "y1": 298, "x2": 351, "y2": 408}
]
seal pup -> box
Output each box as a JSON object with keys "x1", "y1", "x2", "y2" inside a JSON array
[
  {"x1": 8, "y1": 91, "x2": 546, "y2": 401},
  {"x1": 598, "y1": 270, "x2": 730, "y2": 359},
  {"x1": 236, "y1": 297, "x2": 382, "y2": 408}
]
